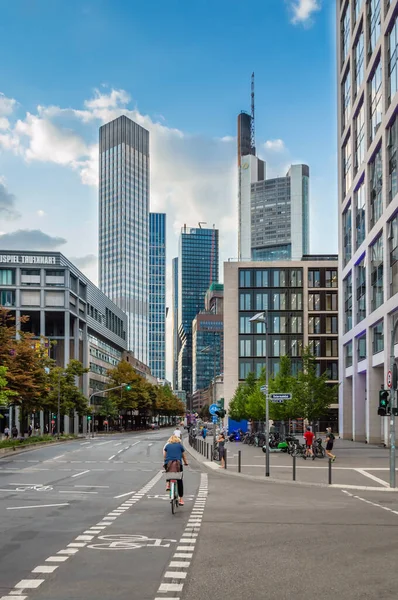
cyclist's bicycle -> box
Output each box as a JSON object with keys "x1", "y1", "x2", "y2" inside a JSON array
[{"x1": 164, "y1": 462, "x2": 183, "y2": 515}]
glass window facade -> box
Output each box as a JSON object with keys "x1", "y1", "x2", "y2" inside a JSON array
[
  {"x1": 356, "y1": 256, "x2": 366, "y2": 323},
  {"x1": 342, "y1": 69, "x2": 351, "y2": 131},
  {"x1": 370, "y1": 235, "x2": 383, "y2": 311},
  {"x1": 369, "y1": 61, "x2": 382, "y2": 143},
  {"x1": 369, "y1": 146, "x2": 383, "y2": 228},
  {"x1": 388, "y1": 116, "x2": 398, "y2": 203},
  {"x1": 354, "y1": 103, "x2": 365, "y2": 172},
  {"x1": 373, "y1": 321, "x2": 384, "y2": 353},
  {"x1": 389, "y1": 214, "x2": 398, "y2": 297},
  {"x1": 341, "y1": 4, "x2": 351, "y2": 64},
  {"x1": 390, "y1": 16, "x2": 398, "y2": 102},
  {"x1": 354, "y1": 30, "x2": 364, "y2": 95},
  {"x1": 369, "y1": 0, "x2": 381, "y2": 55},
  {"x1": 149, "y1": 212, "x2": 166, "y2": 380},
  {"x1": 355, "y1": 181, "x2": 366, "y2": 249},
  {"x1": 345, "y1": 341, "x2": 353, "y2": 367},
  {"x1": 343, "y1": 204, "x2": 352, "y2": 265},
  {"x1": 343, "y1": 137, "x2": 352, "y2": 196},
  {"x1": 357, "y1": 335, "x2": 367, "y2": 361},
  {"x1": 344, "y1": 272, "x2": 353, "y2": 333},
  {"x1": 354, "y1": 0, "x2": 364, "y2": 23},
  {"x1": 0, "y1": 269, "x2": 15, "y2": 285}
]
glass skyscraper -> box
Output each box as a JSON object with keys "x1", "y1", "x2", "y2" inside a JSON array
[
  {"x1": 99, "y1": 115, "x2": 149, "y2": 363},
  {"x1": 177, "y1": 226, "x2": 219, "y2": 395},
  {"x1": 149, "y1": 212, "x2": 166, "y2": 380},
  {"x1": 172, "y1": 257, "x2": 179, "y2": 390}
]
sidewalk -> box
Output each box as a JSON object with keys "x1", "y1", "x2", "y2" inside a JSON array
[{"x1": 186, "y1": 435, "x2": 398, "y2": 490}]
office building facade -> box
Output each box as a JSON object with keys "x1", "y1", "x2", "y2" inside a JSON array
[
  {"x1": 172, "y1": 257, "x2": 179, "y2": 390},
  {"x1": 0, "y1": 251, "x2": 128, "y2": 433},
  {"x1": 149, "y1": 212, "x2": 166, "y2": 380},
  {"x1": 99, "y1": 115, "x2": 149, "y2": 363},
  {"x1": 337, "y1": 0, "x2": 398, "y2": 443},
  {"x1": 177, "y1": 226, "x2": 219, "y2": 395},
  {"x1": 224, "y1": 258, "x2": 339, "y2": 427}
]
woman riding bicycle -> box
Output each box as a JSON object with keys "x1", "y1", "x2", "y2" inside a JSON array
[{"x1": 163, "y1": 434, "x2": 188, "y2": 505}]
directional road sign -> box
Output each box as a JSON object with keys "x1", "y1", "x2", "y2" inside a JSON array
[
  {"x1": 260, "y1": 385, "x2": 268, "y2": 394},
  {"x1": 209, "y1": 404, "x2": 219, "y2": 415},
  {"x1": 212, "y1": 415, "x2": 218, "y2": 423}
]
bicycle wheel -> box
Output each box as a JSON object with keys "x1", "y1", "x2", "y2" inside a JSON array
[{"x1": 170, "y1": 481, "x2": 176, "y2": 515}]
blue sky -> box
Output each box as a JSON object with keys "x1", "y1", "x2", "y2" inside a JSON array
[{"x1": 0, "y1": 0, "x2": 337, "y2": 374}]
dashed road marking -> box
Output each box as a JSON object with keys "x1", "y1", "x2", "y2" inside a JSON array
[
  {"x1": 342, "y1": 489, "x2": 398, "y2": 514},
  {"x1": 71, "y1": 470, "x2": 90, "y2": 478}
]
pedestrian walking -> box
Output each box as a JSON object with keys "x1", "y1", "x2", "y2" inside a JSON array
[
  {"x1": 28, "y1": 424, "x2": 32, "y2": 437},
  {"x1": 304, "y1": 426, "x2": 315, "y2": 460},
  {"x1": 217, "y1": 432, "x2": 226, "y2": 468},
  {"x1": 11, "y1": 425, "x2": 18, "y2": 439},
  {"x1": 202, "y1": 425, "x2": 207, "y2": 440},
  {"x1": 4, "y1": 426, "x2": 10, "y2": 440},
  {"x1": 325, "y1": 427, "x2": 336, "y2": 462},
  {"x1": 173, "y1": 426, "x2": 182, "y2": 439}
]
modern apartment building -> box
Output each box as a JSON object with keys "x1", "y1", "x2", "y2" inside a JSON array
[
  {"x1": 177, "y1": 226, "x2": 219, "y2": 395},
  {"x1": 224, "y1": 258, "x2": 339, "y2": 427},
  {"x1": 99, "y1": 115, "x2": 149, "y2": 363},
  {"x1": 0, "y1": 250, "x2": 128, "y2": 433},
  {"x1": 149, "y1": 212, "x2": 166, "y2": 380},
  {"x1": 337, "y1": 0, "x2": 398, "y2": 443}
]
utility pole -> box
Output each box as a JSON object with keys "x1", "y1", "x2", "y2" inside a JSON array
[
  {"x1": 389, "y1": 319, "x2": 398, "y2": 488},
  {"x1": 57, "y1": 372, "x2": 61, "y2": 440}
]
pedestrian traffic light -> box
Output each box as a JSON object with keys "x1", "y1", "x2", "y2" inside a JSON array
[
  {"x1": 125, "y1": 384, "x2": 132, "y2": 391},
  {"x1": 378, "y1": 389, "x2": 390, "y2": 416}
]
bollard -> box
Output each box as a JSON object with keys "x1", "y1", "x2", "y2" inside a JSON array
[
  {"x1": 224, "y1": 447, "x2": 227, "y2": 469},
  {"x1": 238, "y1": 450, "x2": 241, "y2": 473},
  {"x1": 328, "y1": 458, "x2": 332, "y2": 484},
  {"x1": 207, "y1": 443, "x2": 209, "y2": 460},
  {"x1": 293, "y1": 454, "x2": 296, "y2": 481},
  {"x1": 210, "y1": 446, "x2": 213, "y2": 461}
]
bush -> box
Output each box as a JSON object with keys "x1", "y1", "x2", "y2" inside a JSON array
[{"x1": 0, "y1": 433, "x2": 77, "y2": 449}]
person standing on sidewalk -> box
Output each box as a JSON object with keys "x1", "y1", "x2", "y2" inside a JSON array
[
  {"x1": 325, "y1": 427, "x2": 336, "y2": 462},
  {"x1": 202, "y1": 425, "x2": 207, "y2": 440},
  {"x1": 217, "y1": 432, "x2": 226, "y2": 468},
  {"x1": 304, "y1": 426, "x2": 315, "y2": 460}
]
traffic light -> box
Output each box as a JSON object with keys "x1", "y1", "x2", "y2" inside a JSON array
[
  {"x1": 87, "y1": 415, "x2": 91, "y2": 421},
  {"x1": 378, "y1": 389, "x2": 390, "y2": 416},
  {"x1": 215, "y1": 409, "x2": 226, "y2": 418},
  {"x1": 125, "y1": 384, "x2": 132, "y2": 391}
]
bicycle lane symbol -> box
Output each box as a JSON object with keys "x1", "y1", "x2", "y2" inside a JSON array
[
  {"x1": 87, "y1": 534, "x2": 177, "y2": 550},
  {"x1": 11, "y1": 485, "x2": 53, "y2": 492}
]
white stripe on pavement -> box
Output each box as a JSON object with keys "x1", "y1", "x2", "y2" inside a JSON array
[
  {"x1": 355, "y1": 468, "x2": 390, "y2": 487},
  {"x1": 7, "y1": 503, "x2": 69, "y2": 510},
  {"x1": 71, "y1": 470, "x2": 90, "y2": 478}
]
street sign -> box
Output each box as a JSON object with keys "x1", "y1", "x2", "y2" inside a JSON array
[
  {"x1": 260, "y1": 385, "x2": 268, "y2": 393},
  {"x1": 209, "y1": 404, "x2": 218, "y2": 415},
  {"x1": 387, "y1": 370, "x2": 393, "y2": 389},
  {"x1": 270, "y1": 393, "x2": 292, "y2": 401},
  {"x1": 270, "y1": 399, "x2": 285, "y2": 404},
  {"x1": 212, "y1": 415, "x2": 218, "y2": 423}
]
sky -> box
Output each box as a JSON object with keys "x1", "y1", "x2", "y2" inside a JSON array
[{"x1": 0, "y1": 0, "x2": 338, "y2": 379}]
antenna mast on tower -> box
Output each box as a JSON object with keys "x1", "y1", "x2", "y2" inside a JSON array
[{"x1": 250, "y1": 72, "x2": 255, "y2": 155}]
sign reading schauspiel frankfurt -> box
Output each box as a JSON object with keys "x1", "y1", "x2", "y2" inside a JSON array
[{"x1": 0, "y1": 254, "x2": 57, "y2": 265}]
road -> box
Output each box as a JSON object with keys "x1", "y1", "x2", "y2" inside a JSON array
[
  {"x1": 2, "y1": 431, "x2": 398, "y2": 599},
  {"x1": 0, "y1": 429, "x2": 205, "y2": 600}
]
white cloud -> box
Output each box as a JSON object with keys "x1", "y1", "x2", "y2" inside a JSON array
[
  {"x1": 290, "y1": 0, "x2": 321, "y2": 25},
  {"x1": 84, "y1": 88, "x2": 130, "y2": 110},
  {"x1": 37, "y1": 209, "x2": 46, "y2": 217},
  {"x1": 264, "y1": 139, "x2": 285, "y2": 152},
  {"x1": 0, "y1": 117, "x2": 10, "y2": 130},
  {"x1": 0, "y1": 229, "x2": 66, "y2": 250},
  {"x1": 0, "y1": 93, "x2": 17, "y2": 116},
  {"x1": 0, "y1": 181, "x2": 20, "y2": 220}
]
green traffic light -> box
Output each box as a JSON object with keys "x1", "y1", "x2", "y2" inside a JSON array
[{"x1": 125, "y1": 384, "x2": 131, "y2": 391}]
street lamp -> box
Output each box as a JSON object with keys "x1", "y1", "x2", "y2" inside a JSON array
[{"x1": 249, "y1": 311, "x2": 270, "y2": 477}]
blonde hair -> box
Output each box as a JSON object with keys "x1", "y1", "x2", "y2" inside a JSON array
[{"x1": 167, "y1": 435, "x2": 182, "y2": 444}]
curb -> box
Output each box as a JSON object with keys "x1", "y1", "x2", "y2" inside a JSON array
[
  {"x1": 184, "y1": 439, "x2": 398, "y2": 492},
  {"x1": 0, "y1": 438, "x2": 78, "y2": 460}
]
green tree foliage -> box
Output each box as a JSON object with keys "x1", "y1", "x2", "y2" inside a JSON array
[
  {"x1": 45, "y1": 361, "x2": 90, "y2": 416},
  {"x1": 0, "y1": 366, "x2": 17, "y2": 408}
]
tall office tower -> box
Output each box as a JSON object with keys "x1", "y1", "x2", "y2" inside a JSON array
[
  {"x1": 99, "y1": 115, "x2": 149, "y2": 364},
  {"x1": 177, "y1": 226, "x2": 219, "y2": 395},
  {"x1": 337, "y1": 0, "x2": 398, "y2": 444},
  {"x1": 250, "y1": 164, "x2": 310, "y2": 261},
  {"x1": 149, "y1": 213, "x2": 166, "y2": 380},
  {"x1": 172, "y1": 257, "x2": 179, "y2": 390}
]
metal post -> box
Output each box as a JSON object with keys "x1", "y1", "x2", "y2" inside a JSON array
[
  {"x1": 57, "y1": 372, "x2": 61, "y2": 440},
  {"x1": 293, "y1": 454, "x2": 296, "y2": 481},
  {"x1": 389, "y1": 319, "x2": 398, "y2": 488},
  {"x1": 265, "y1": 310, "x2": 270, "y2": 477},
  {"x1": 238, "y1": 450, "x2": 241, "y2": 473},
  {"x1": 224, "y1": 447, "x2": 227, "y2": 469},
  {"x1": 328, "y1": 458, "x2": 332, "y2": 485}
]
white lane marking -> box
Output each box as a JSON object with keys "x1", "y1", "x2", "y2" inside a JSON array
[
  {"x1": 179, "y1": 538, "x2": 196, "y2": 544},
  {"x1": 164, "y1": 572, "x2": 187, "y2": 579},
  {"x1": 75, "y1": 535, "x2": 94, "y2": 541},
  {"x1": 355, "y1": 468, "x2": 390, "y2": 487},
  {"x1": 32, "y1": 566, "x2": 58, "y2": 574},
  {"x1": 68, "y1": 543, "x2": 87, "y2": 548},
  {"x1": 117, "y1": 449, "x2": 124, "y2": 454},
  {"x1": 15, "y1": 580, "x2": 44, "y2": 589},
  {"x1": 158, "y1": 584, "x2": 184, "y2": 593},
  {"x1": 75, "y1": 485, "x2": 109, "y2": 488},
  {"x1": 0, "y1": 596, "x2": 28, "y2": 599},
  {"x1": 176, "y1": 546, "x2": 195, "y2": 551},
  {"x1": 130, "y1": 441, "x2": 141, "y2": 448},
  {"x1": 80, "y1": 442, "x2": 90, "y2": 445},
  {"x1": 45, "y1": 557, "x2": 69, "y2": 563},
  {"x1": 7, "y1": 503, "x2": 69, "y2": 511},
  {"x1": 57, "y1": 549, "x2": 79, "y2": 555},
  {"x1": 108, "y1": 455, "x2": 116, "y2": 461},
  {"x1": 174, "y1": 553, "x2": 193, "y2": 558},
  {"x1": 53, "y1": 455, "x2": 65, "y2": 460},
  {"x1": 169, "y1": 562, "x2": 190, "y2": 568},
  {"x1": 342, "y1": 489, "x2": 398, "y2": 515},
  {"x1": 95, "y1": 440, "x2": 113, "y2": 446},
  {"x1": 114, "y1": 442, "x2": 122, "y2": 447},
  {"x1": 71, "y1": 470, "x2": 90, "y2": 478},
  {"x1": 59, "y1": 490, "x2": 97, "y2": 494}
]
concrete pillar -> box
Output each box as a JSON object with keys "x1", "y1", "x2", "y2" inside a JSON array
[
  {"x1": 341, "y1": 375, "x2": 353, "y2": 439},
  {"x1": 63, "y1": 416, "x2": 70, "y2": 434},
  {"x1": 40, "y1": 310, "x2": 45, "y2": 337},
  {"x1": 15, "y1": 406, "x2": 20, "y2": 433},
  {"x1": 64, "y1": 312, "x2": 70, "y2": 367},
  {"x1": 74, "y1": 412, "x2": 79, "y2": 435},
  {"x1": 367, "y1": 362, "x2": 384, "y2": 444},
  {"x1": 40, "y1": 410, "x2": 44, "y2": 434},
  {"x1": 353, "y1": 371, "x2": 366, "y2": 442}
]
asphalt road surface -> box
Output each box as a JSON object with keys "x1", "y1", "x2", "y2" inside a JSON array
[
  {"x1": 2, "y1": 431, "x2": 398, "y2": 600},
  {"x1": 0, "y1": 429, "x2": 205, "y2": 600}
]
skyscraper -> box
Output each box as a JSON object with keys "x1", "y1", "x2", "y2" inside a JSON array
[
  {"x1": 177, "y1": 226, "x2": 219, "y2": 395},
  {"x1": 99, "y1": 115, "x2": 149, "y2": 363},
  {"x1": 337, "y1": 0, "x2": 398, "y2": 444},
  {"x1": 172, "y1": 257, "x2": 179, "y2": 390},
  {"x1": 237, "y1": 80, "x2": 309, "y2": 261},
  {"x1": 149, "y1": 212, "x2": 166, "y2": 380}
]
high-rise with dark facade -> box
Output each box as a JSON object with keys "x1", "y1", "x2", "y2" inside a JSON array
[
  {"x1": 337, "y1": 0, "x2": 398, "y2": 444},
  {"x1": 177, "y1": 226, "x2": 219, "y2": 395},
  {"x1": 99, "y1": 115, "x2": 149, "y2": 364},
  {"x1": 149, "y1": 212, "x2": 166, "y2": 380},
  {"x1": 172, "y1": 257, "x2": 179, "y2": 390}
]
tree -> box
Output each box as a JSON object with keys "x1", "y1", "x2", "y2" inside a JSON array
[
  {"x1": 199, "y1": 404, "x2": 210, "y2": 420},
  {"x1": 291, "y1": 348, "x2": 337, "y2": 422},
  {"x1": 45, "y1": 360, "x2": 90, "y2": 417},
  {"x1": 0, "y1": 366, "x2": 17, "y2": 413},
  {"x1": 106, "y1": 360, "x2": 150, "y2": 413}
]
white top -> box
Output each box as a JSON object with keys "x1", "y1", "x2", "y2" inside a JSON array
[{"x1": 173, "y1": 429, "x2": 181, "y2": 438}]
